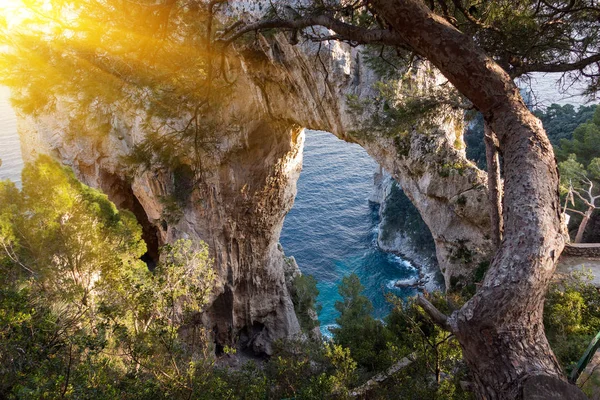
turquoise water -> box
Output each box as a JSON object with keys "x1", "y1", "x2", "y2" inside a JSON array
[
  {"x1": 278, "y1": 75, "x2": 598, "y2": 335},
  {"x1": 279, "y1": 131, "x2": 420, "y2": 336}
]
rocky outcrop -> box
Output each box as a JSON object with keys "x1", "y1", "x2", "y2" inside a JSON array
[
  {"x1": 19, "y1": 111, "x2": 305, "y2": 355},
  {"x1": 236, "y1": 32, "x2": 493, "y2": 287},
  {"x1": 16, "y1": 7, "x2": 494, "y2": 352},
  {"x1": 369, "y1": 169, "x2": 442, "y2": 290}
]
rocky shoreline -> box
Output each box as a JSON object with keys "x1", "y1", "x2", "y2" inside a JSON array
[{"x1": 370, "y1": 169, "x2": 444, "y2": 292}]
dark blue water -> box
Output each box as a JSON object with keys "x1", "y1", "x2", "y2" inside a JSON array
[{"x1": 279, "y1": 130, "x2": 420, "y2": 337}]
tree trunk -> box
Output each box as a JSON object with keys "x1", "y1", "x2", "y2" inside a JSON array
[
  {"x1": 574, "y1": 207, "x2": 594, "y2": 243},
  {"x1": 484, "y1": 122, "x2": 503, "y2": 249},
  {"x1": 370, "y1": 0, "x2": 567, "y2": 398}
]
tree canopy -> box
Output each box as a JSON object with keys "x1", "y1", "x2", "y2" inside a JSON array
[{"x1": 217, "y1": 1, "x2": 596, "y2": 397}]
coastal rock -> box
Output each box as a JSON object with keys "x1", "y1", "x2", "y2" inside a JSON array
[
  {"x1": 19, "y1": 111, "x2": 305, "y2": 355},
  {"x1": 235, "y1": 31, "x2": 493, "y2": 287},
  {"x1": 370, "y1": 169, "x2": 442, "y2": 290},
  {"x1": 394, "y1": 277, "x2": 422, "y2": 288}
]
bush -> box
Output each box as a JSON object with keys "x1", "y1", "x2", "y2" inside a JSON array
[
  {"x1": 291, "y1": 274, "x2": 321, "y2": 333},
  {"x1": 545, "y1": 271, "x2": 600, "y2": 374}
]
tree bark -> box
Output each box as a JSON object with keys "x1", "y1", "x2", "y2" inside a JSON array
[
  {"x1": 574, "y1": 207, "x2": 593, "y2": 243},
  {"x1": 369, "y1": 0, "x2": 566, "y2": 398},
  {"x1": 484, "y1": 122, "x2": 503, "y2": 249}
]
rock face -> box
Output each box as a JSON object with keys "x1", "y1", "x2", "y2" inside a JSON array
[
  {"x1": 17, "y1": 20, "x2": 493, "y2": 352},
  {"x1": 19, "y1": 110, "x2": 305, "y2": 355},
  {"x1": 369, "y1": 169, "x2": 442, "y2": 290},
  {"x1": 234, "y1": 33, "x2": 493, "y2": 288}
]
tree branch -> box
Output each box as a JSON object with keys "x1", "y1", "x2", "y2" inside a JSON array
[
  {"x1": 573, "y1": 187, "x2": 595, "y2": 209},
  {"x1": 350, "y1": 352, "x2": 417, "y2": 397},
  {"x1": 566, "y1": 207, "x2": 587, "y2": 217},
  {"x1": 512, "y1": 53, "x2": 600, "y2": 76},
  {"x1": 417, "y1": 295, "x2": 453, "y2": 332},
  {"x1": 484, "y1": 121, "x2": 503, "y2": 249},
  {"x1": 217, "y1": 14, "x2": 407, "y2": 49}
]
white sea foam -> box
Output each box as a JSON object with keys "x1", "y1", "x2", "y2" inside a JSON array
[
  {"x1": 396, "y1": 277, "x2": 419, "y2": 286},
  {"x1": 320, "y1": 324, "x2": 339, "y2": 340},
  {"x1": 385, "y1": 279, "x2": 400, "y2": 290},
  {"x1": 389, "y1": 254, "x2": 417, "y2": 271}
]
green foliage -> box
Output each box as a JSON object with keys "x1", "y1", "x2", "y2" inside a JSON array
[
  {"x1": 376, "y1": 293, "x2": 471, "y2": 399},
  {"x1": 361, "y1": 44, "x2": 409, "y2": 80},
  {"x1": 554, "y1": 107, "x2": 600, "y2": 239},
  {"x1": 370, "y1": 79, "x2": 445, "y2": 136},
  {"x1": 345, "y1": 70, "x2": 465, "y2": 148},
  {"x1": 449, "y1": 240, "x2": 474, "y2": 265},
  {"x1": 439, "y1": 161, "x2": 470, "y2": 178},
  {"x1": 534, "y1": 104, "x2": 597, "y2": 146},
  {"x1": 186, "y1": 338, "x2": 356, "y2": 400},
  {"x1": 556, "y1": 106, "x2": 600, "y2": 165},
  {"x1": 261, "y1": 339, "x2": 358, "y2": 399},
  {"x1": 332, "y1": 274, "x2": 397, "y2": 372},
  {"x1": 1, "y1": 0, "x2": 228, "y2": 212},
  {"x1": 545, "y1": 271, "x2": 600, "y2": 375},
  {"x1": 558, "y1": 154, "x2": 588, "y2": 192},
  {"x1": 0, "y1": 156, "x2": 217, "y2": 398},
  {"x1": 330, "y1": 274, "x2": 470, "y2": 398},
  {"x1": 465, "y1": 104, "x2": 598, "y2": 170},
  {"x1": 290, "y1": 274, "x2": 321, "y2": 333},
  {"x1": 0, "y1": 155, "x2": 146, "y2": 301},
  {"x1": 473, "y1": 261, "x2": 490, "y2": 283},
  {"x1": 0, "y1": 159, "x2": 483, "y2": 399}
]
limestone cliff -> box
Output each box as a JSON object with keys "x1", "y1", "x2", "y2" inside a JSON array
[
  {"x1": 17, "y1": 19, "x2": 493, "y2": 352},
  {"x1": 19, "y1": 108, "x2": 305, "y2": 355},
  {"x1": 369, "y1": 169, "x2": 441, "y2": 290},
  {"x1": 234, "y1": 33, "x2": 494, "y2": 287}
]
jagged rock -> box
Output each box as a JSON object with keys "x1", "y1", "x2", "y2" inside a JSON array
[
  {"x1": 394, "y1": 277, "x2": 421, "y2": 288},
  {"x1": 238, "y1": 31, "x2": 493, "y2": 286},
  {"x1": 370, "y1": 169, "x2": 442, "y2": 290}
]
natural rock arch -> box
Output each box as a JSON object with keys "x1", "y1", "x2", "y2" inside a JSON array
[{"x1": 17, "y1": 32, "x2": 492, "y2": 353}]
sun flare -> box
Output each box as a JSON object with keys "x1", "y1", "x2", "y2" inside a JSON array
[{"x1": 0, "y1": 0, "x2": 35, "y2": 28}]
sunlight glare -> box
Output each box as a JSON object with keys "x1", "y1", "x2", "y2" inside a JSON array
[{"x1": 0, "y1": 0, "x2": 29, "y2": 28}]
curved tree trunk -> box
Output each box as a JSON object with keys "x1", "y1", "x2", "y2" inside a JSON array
[{"x1": 370, "y1": 0, "x2": 567, "y2": 397}]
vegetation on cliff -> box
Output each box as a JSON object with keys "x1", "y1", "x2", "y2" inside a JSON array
[
  {"x1": 219, "y1": 0, "x2": 600, "y2": 396},
  {"x1": 0, "y1": 157, "x2": 216, "y2": 398},
  {"x1": 0, "y1": 158, "x2": 460, "y2": 398},
  {"x1": 1, "y1": 161, "x2": 597, "y2": 400}
]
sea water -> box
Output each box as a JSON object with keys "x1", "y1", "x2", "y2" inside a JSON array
[
  {"x1": 279, "y1": 130, "x2": 421, "y2": 337},
  {"x1": 0, "y1": 86, "x2": 22, "y2": 187}
]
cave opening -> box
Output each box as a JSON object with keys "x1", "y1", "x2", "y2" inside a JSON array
[
  {"x1": 98, "y1": 169, "x2": 161, "y2": 268},
  {"x1": 279, "y1": 130, "x2": 436, "y2": 337}
]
